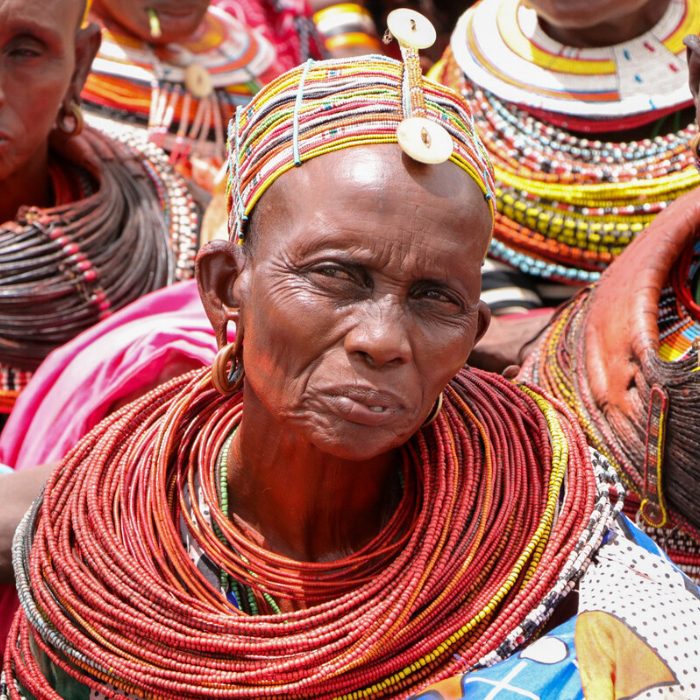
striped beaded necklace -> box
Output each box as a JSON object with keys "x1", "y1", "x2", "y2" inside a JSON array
[{"x1": 4, "y1": 367, "x2": 620, "y2": 699}]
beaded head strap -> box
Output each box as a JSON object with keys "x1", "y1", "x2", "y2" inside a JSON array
[
  {"x1": 81, "y1": 0, "x2": 92, "y2": 28},
  {"x1": 385, "y1": 9, "x2": 453, "y2": 165},
  {"x1": 226, "y1": 12, "x2": 495, "y2": 243}
]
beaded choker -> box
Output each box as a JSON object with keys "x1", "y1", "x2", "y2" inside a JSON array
[
  {"x1": 0, "y1": 127, "x2": 199, "y2": 412},
  {"x1": 450, "y1": 0, "x2": 698, "y2": 121},
  {"x1": 82, "y1": 6, "x2": 281, "y2": 167},
  {"x1": 4, "y1": 367, "x2": 620, "y2": 699}
]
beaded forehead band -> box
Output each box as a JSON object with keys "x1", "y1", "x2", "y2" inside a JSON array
[
  {"x1": 226, "y1": 10, "x2": 496, "y2": 242},
  {"x1": 82, "y1": 0, "x2": 92, "y2": 27}
]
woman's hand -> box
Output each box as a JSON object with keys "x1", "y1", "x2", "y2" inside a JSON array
[{"x1": 0, "y1": 462, "x2": 57, "y2": 584}]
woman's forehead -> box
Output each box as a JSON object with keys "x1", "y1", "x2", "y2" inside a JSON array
[{"x1": 251, "y1": 145, "x2": 492, "y2": 268}]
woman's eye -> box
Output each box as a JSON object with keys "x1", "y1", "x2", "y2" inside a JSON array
[
  {"x1": 413, "y1": 286, "x2": 462, "y2": 309},
  {"x1": 9, "y1": 46, "x2": 41, "y2": 60},
  {"x1": 310, "y1": 265, "x2": 354, "y2": 281}
]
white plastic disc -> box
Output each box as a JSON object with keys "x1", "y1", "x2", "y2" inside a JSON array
[
  {"x1": 386, "y1": 9, "x2": 436, "y2": 50},
  {"x1": 397, "y1": 117, "x2": 453, "y2": 164},
  {"x1": 184, "y1": 63, "x2": 213, "y2": 99}
]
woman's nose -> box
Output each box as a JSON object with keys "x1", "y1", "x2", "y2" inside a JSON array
[{"x1": 344, "y1": 297, "x2": 413, "y2": 369}]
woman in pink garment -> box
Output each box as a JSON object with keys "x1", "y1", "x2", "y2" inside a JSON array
[{"x1": 0, "y1": 280, "x2": 218, "y2": 654}]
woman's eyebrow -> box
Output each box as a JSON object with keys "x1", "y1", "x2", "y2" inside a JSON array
[{"x1": 4, "y1": 19, "x2": 62, "y2": 46}]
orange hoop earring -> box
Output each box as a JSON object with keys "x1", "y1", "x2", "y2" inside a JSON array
[
  {"x1": 57, "y1": 101, "x2": 84, "y2": 137},
  {"x1": 211, "y1": 333, "x2": 244, "y2": 395}
]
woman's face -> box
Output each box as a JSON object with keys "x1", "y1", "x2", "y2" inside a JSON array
[
  {"x1": 0, "y1": 0, "x2": 83, "y2": 182},
  {"x1": 93, "y1": 0, "x2": 210, "y2": 44},
  {"x1": 229, "y1": 145, "x2": 492, "y2": 461}
]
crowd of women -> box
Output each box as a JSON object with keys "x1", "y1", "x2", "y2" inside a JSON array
[{"x1": 1, "y1": 0, "x2": 700, "y2": 698}]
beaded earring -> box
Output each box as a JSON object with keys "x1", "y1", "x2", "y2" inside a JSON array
[{"x1": 211, "y1": 332, "x2": 245, "y2": 395}]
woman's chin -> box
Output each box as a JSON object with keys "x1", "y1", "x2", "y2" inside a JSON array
[{"x1": 305, "y1": 422, "x2": 415, "y2": 462}]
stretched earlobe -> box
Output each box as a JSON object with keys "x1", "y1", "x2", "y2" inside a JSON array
[
  {"x1": 70, "y1": 22, "x2": 102, "y2": 104},
  {"x1": 474, "y1": 300, "x2": 492, "y2": 348},
  {"x1": 196, "y1": 239, "x2": 247, "y2": 349}
]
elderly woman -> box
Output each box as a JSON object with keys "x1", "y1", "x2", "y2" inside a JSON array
[
  {"x1": 518, "y1": 33, "x2": 700, "y2": 583},
  {"x1": 433, "y1": 0, "x2": 700, "y2": 314},
  {"x1": 0, "y1": 0, "x2": 198, "y2": 423},
  {"x1": 3, "y1": 19, "x2": 700, "y2": 697},
  {"x1": 83, "y1": 0, "x2": 323, "y2": 187}
]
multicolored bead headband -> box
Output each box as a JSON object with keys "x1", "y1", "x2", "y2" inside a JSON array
[
  {"x1": 226, "y1": 21, "x2": 496, "y2": 242},
  {"x1": 82, "y1": 0, "x2": 92, "y2": 27}
]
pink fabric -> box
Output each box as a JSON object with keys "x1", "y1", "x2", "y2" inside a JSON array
[{"x1": 0, "y1": 280, "x2": 217, "y2": 653}]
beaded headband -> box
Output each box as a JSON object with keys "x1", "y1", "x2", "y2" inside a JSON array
[
  {"x1": 81, "y1": 0, "x2": 92, "y2": 27},
  {"x1": 226, "y1": 12, "x2": 496, "y2": 242}
]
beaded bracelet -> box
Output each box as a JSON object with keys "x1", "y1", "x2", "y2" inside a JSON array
[{"x1": 314, "y1": 3, "x2": 380, "y2": 53}]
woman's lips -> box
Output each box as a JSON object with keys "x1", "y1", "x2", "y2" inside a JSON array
[{"x1": 324, "y1": 388, "x2": 405, "y2": 427}]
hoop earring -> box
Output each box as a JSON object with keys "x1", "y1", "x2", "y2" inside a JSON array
[
  {"x1": 422, "y1": 393, "x2": 443, "y2": 427},
  {"x1": 57, "y1": 101, "x2": 84, "y2": 137},
  {"x1": 211, "y1": 333, "x2": 245, "y2": 395}
]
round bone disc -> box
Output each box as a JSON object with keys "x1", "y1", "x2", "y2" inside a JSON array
[
  {"x1": 397, "y1": 117, "x2": 453, "y2": 164},
  {"x1": 184, "y1": 62, "x2": 213, "y2": 99},
  {"x1": 387, "y1": 9, "x2": 436, "y2": 50}
]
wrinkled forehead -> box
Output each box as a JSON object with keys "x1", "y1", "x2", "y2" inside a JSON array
[{"x1": 249, "y1": 145, "x2": 493, "y2": 267}]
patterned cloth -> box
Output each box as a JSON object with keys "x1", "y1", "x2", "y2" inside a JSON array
[{"x1": 411, "y1": 512, "x2": 700, "y2": 700}]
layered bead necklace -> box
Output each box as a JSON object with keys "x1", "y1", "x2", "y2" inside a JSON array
[
  {"x1": 523, "y1": 282, "x2": 700, "y2": 580},
  {"x1": 0, "y1": 127, "x2": 199, "y2": 413},
  {"x1": 4, "y1": 366, "x2": 620, "y2": 699},
  {"x1": 433, "y1": 0, "x2": 700, "y2": 286}
]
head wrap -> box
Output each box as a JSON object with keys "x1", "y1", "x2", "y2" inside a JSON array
[{"x1": 226, "y1": 54, "x2": 496, "y2": 241}]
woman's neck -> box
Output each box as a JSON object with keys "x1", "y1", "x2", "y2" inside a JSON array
[
  {"x1": 0, "y1": 148, "x2": 51, "y2": 224},
  {"x1": 538, "y1": 0, "x2": 672, "y2": 48},
  {"x1": 227, "y1": 389, "x2": 401, "y2": 563}
]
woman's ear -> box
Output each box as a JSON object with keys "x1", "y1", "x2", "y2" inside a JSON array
[
  {"x1": 473, "y1": 300, "x2": 491, "y2": 348},
  {"x1": 63, "y1": 21, "x2": 101, "y2": 109},
  {"x1": 196, "y1": 239, "x2": 249, "y2": 348}
]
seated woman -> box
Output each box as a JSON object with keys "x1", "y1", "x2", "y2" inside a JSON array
[
  {"x1": 3, "y1": 20, "x2": 700, "y2": 699},
  {"x1": 432, "y1": 0, "x2": 700, "y2": 311},
  {"x1": 519, "y1": 34, "x2": 700, "y2": 583},
  {"x1": 83, "y1": 0, "x2": 323, "y2": 185},
  {"x1": 0, "y1": 0, "x2": 199, "y2": 424}
]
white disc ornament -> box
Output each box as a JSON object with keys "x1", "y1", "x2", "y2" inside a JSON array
[
  {"x1": 184, "y1": 63, "x2": 213, "y2": 99},
  {"x1": 386, "y1": 9, "x2": 436, "y2": 50},
  {"x1": 397, "y1": 117, "x2": 453, "y2": 164}
]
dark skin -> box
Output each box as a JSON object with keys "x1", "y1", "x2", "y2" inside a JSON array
[
  {"x1": 0, "y1": 0, "x2": 101, "y2": 223},
  {"x1": 197, "y1": 145, "x2": 491, "y2": 567},
  {"x1": 92, "y1": 0, "x2": 210, "y2": 45},
  {"x1": 525, "y1": 0, "x2": 672, "y2": 48}
]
